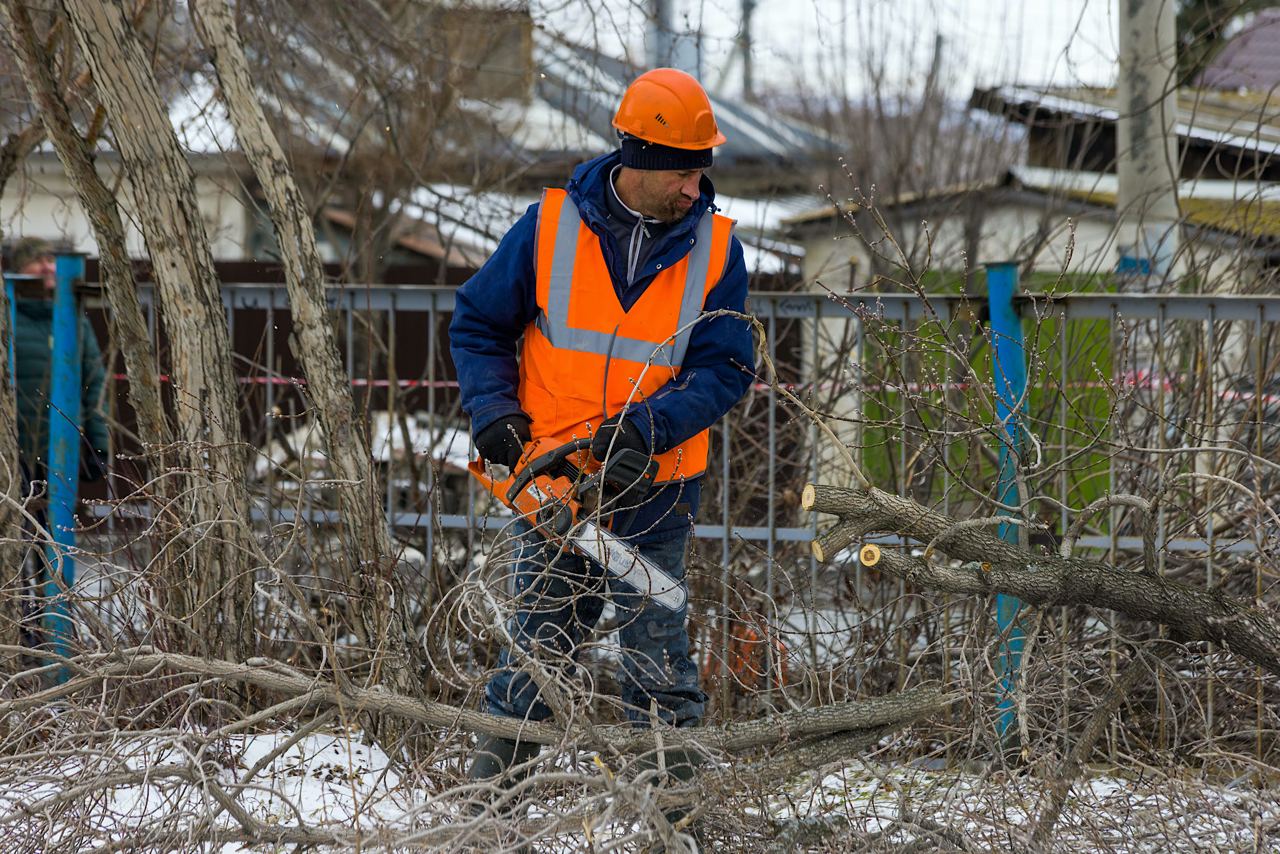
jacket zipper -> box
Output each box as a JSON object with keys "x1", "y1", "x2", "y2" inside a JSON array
[{"x1": 626, "y1": 218, "x2": 651, "y2": 286}]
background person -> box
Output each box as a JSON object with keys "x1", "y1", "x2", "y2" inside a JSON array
[
  {"x1": 7, "y1": 237, "x2": 110, "y2": 647},
  {"x1": 8, "y1": 236, "x2": 109, "y2": 484}
]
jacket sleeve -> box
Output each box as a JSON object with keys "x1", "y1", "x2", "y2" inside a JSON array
[
  {"x1": 625, "y1": 236, "x2": 755, "y2": 454},
  {"x1": 79, "y1": 312, "x2": 110, "y2": 452},
  {"x1": 448, "y1": 203, "x2": 541, "y2": 436}
]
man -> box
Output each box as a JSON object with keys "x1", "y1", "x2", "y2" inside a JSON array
[
  {"x1": 9, "y1": 237, "x2": 109, "y2": 482},
  {"x1": 449, "y1": 69, "x2": 754, "y2": 790},
  {"x1": 8, "y1": 237, "x2": 109, "y2": 650}
]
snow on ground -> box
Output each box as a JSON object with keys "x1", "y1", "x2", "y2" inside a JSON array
[
  {"x1": 7, "y1": 723, "x2": 1274, "y2": 852},
  {"x1": 764, "y1": 756, "x2": 1280, "y2": 852},
  {"x1": 218, "y1": 731, "x2": 408, "y2": 834},
  {"x1": 3, "y1": 728, "x2": 414, "y2": 852}
]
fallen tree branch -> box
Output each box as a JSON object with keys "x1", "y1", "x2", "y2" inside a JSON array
[
  {"x1": 7, "y1": 648, "x2": 951, "y2": 757},
  {"x1": 706, "y1": 724, "x2": 897, "y2": 791},
  {"x1": 804, "y1": 483, "x2": 1280, "y2": 678}
]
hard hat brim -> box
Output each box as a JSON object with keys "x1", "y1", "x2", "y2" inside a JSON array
[{"x1": 612, "y1": 121, "x2": 727, "y2": 151}]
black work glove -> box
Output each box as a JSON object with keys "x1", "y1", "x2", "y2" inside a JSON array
[
  {"x1": 591, "y1": 417, "x2": 656, "y2": 526},
  {"x1": 590, "y1": 415, "x2": 650, "y2": 462},
  {"x1": 474, "y1": 414, "x2": 531, "y2": 468},
  {"x1": 79, "y1": 447, "x2": 108, "y2": 483}
]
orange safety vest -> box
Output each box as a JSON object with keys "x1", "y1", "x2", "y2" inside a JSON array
[{"x1": 519, "y1": 188, "x2": 735, "y2": 483}]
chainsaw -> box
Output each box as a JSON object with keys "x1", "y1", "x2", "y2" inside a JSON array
[{"x1": 468, "y1": 436, "x2": 687, "y2": 611}]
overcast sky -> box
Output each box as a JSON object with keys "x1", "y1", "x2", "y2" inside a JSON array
[{"x1": 538, "y1": 0, "x2": 1120, "y2": 98}]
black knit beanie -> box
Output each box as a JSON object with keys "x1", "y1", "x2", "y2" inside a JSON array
[{"x1": 619, "y1": 134, "x2": 713, "y2": 170}]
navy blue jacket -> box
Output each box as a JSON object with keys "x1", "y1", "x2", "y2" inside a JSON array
[{"x1": 449, "y1": 151, "x2": 754, "y2": 541}]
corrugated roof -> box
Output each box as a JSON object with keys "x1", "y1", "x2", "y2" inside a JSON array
[
  {"x1": 528, "y1": 29, "x2": 833, "y2": 171},
  {"x1": 160, "y1": 18, "x2": 825, "y2": 269},
  {"x1": 1198, "y1": 9, "x2": 1280, "y2": 92},
  {"x1": 972, "y1": 85, "x2": 1280, "y2": 158}
]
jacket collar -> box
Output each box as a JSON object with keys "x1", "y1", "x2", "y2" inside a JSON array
[{"x1": 14, "y1": 297, "x2": 53, "y2": 320}]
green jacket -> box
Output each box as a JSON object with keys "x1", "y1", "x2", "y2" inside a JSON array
[{"x1": 12, "y1": 297, "x2": 109, "y2": 470}]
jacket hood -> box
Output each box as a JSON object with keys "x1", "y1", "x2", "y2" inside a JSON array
[{"x1": 565, "y1": 150, "x2": 716, "y2": 236}]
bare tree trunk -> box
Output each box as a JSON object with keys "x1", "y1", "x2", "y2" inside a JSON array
[
  {"x1": 0, "y1": 0, "x2": 184, "y2": 646},
  {"x1": 0, "y1": 246, "x2": 23, "y2": 671},
  {"x1": 2, "y1": 2, "x2": 170, "y2": 460},
  {"x1": 191, "y1": 0, "x2": 416, "y2": 696},
  {"x1": 60, "y1": 0, "x2": 256, "y2": 660}
]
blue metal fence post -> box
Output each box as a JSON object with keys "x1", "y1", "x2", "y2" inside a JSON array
[
  {"x1": 4, "y1": 275, "x2": 13, "y2": 387},
  {"x1": 44, "y1": 252, "x2": 85, "y2": 677},
  {"x1": 986, "y1": 261, "x2": 1027, "y2": 747}
]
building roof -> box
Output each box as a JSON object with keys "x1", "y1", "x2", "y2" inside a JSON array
[
  {"x1": 1198, "y1": 9, "x2": 1280, "y2": 92},
  {"x1": 528, "y1": 30, "x2": 833, "y2": 175},
  {"x1": 162, "y1": 22, "x2": 828, "y2": 269},
  {"x1": 208, "y1": 23, "x2": 832, "y2": 187},
  {"x1": 406, "y1": 182, "x2": 813, "y2": 276},
  {"x1": 784, "y1": 165, "x2": 1280, "y2": 243},
  {"x1": 970, "y1": 85, "x2": 1280, "y2": 160}
]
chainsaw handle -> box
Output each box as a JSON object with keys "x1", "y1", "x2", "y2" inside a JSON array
[{"x1": 507, "y1": 437, "x2": 593, "y2": 504}]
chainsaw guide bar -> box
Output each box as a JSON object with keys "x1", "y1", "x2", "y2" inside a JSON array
[{"x1": 469, "y1": 437, "x2": 685, "y2": 611}]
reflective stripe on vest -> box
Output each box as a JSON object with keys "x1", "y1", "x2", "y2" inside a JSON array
[
  {"x1": 536, "y1": 194, "x2": 716, "y2": 369},
  {"x1": 519, "y1": 188, "x2": 734, "y2": 483}
]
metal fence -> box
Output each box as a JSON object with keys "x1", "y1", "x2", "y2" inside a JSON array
[
  {"x1": 82, "y1": 284, "x2": 1280, "y2": 745},
  {"x1": 104, "y1": 285, "x2": 1280, "y2": 550}
]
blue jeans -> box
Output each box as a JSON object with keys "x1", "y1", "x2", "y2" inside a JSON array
[{"x1": 485, "y1": 521, "x2": 705, "y2": 727}]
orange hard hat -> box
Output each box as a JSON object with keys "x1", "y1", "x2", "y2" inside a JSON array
[{"x1": 612, "y1": 68, "x2": 727, "y2": 151}]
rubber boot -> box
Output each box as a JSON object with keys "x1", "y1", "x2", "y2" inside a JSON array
[
  {"x1": 468, "y1": 734, "x2": 541, "y2": 854},
  {"x1": 467, "y1": 733, "x2": 541, "y2": 792},
  {"x1": 638, "y1": 747, "x2": 704, "y2": 851}
]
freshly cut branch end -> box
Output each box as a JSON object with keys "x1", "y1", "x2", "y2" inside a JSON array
[
  {"x1": 812, "y1": 523, "x2": 865, "y2": 566},
  {"x1": 801, "y1": 482, "x2": 865, "y2": 517}
]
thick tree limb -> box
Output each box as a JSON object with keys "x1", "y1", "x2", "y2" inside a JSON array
[
  {"x1": 0, "y1": 648, "x2": 950, "y2": 757},
  {"x1": 1, "y1": 1, "x2": 171, "y2": 459},
  {"x1": 60, "y1": 0, "x2": 256, "y2": 659},
  {"x1": 0, "y1": 118, "x2": 48, "y2": 670},
  {"x1": 804, "y1": 483, "x2": 1280, "y2": 678},
  {"x1": 0, "y1": 0, "x2": 184, "y2": 634}
]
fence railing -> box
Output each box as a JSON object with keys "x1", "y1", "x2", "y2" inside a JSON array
[
  {"x1": 91, "y1": 284, "x2": 1280, "y2": 559},
  {"x1": 67, "y1": 283, "x2": 1280, "y2": 745}
]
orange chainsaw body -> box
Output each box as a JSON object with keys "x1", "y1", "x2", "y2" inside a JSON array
[{"x1": 467, "y1": 436, "x2": 596, "y2": 536}]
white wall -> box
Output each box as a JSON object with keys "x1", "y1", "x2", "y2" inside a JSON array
[
  {"x1": 2, "y1": 154, "x2": 252, "y2": 261},
  {"x1": 797, "y1": 200, "x2": 1124, "y2": 290},
  {"x1": 789, "y1": 195, "x2": 1265, "y2": 485}
]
